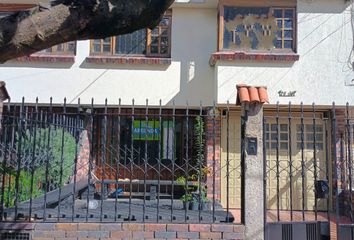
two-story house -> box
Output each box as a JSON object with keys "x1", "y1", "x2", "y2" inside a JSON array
[{"x1": 0, "y1": 0, "x2": 354, "y2": 234}]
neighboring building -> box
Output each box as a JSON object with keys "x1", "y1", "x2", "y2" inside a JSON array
[{"x1": 0, "y1": 0, "x2": 354, "y2": 230}]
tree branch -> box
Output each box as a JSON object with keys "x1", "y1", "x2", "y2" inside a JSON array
[{"x1": 0, "y1": 0, "x2": 174, "y2": 63}]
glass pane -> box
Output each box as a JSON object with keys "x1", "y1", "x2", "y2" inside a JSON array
[
  {"x1": 277, "y1": 20, "x2": 283, "y2": 28},
  {"x1": 316, "y1": 125, "x2": 323, "y2": 132},
  {"x1": 284, "y1": 20, "x2": 293, "y2": 28},
  {"x1": 151, "y1": 46, "x2": 158, "y2": 54},
  {"x1": 316, "y1": 133, "x2": 323, "y2": 141},
  {"x1": 160, "y1": 17, "x2": 170, "y2": 26},
  {"x1": 271, "y1": 143, "x2": 278, "y2": 149},
  {"x1": 274, "y1": 9, "x2": 283, "y2": 18},
  {"x1": 151, "y1": 28, "x2": 159, "y2": 35},
  {"x1": 284, "y1": 30, "x2": 293, "y2": 38},
  {"x1": 280, "y1": 142, "x2": 288, "y2": 150},
  {"x1": 276, "y1": 30, "x2": 282, "y2": 38},
  {"x1": 306, "y1": 134, "x2": 314, "y2": 141},
  {"x1": 306, "y1": 125, "x2": 314, "y2": 132},
  {"x1": 103, "y1": 38, "x2": 111, "y2": 44},
  {"x1": 275, "y1": 40, "x2": 282, "y2": 48},
  {"x1": 57, "y1": 44, "x2": 63, "y2": 52},
  {"x1": 280, "y1": 124, "x2": 288, "y2": 132},
  {"x1": 316, "y1": 143, "x2": 324, "y2": 150},
  {"x1": 161, "y1": 28, "x2": 169, "y2": 36},
  {"x1": 116, "y1": 29, "x2": 146, "y2": 54},
  {"x1": 271, "y1": 124, "x2": 278, "y2": 131},
  {"x1": 280, "y1": 133, "x2": 288, "y2": 141},
  {"x1": 93, "y1": 44, "x2": 101, "y2": 53},
  {"x1": 271, "y1": 133, "x2": 278, "y2": 140},
  {"x1": 103, "y1": 45, "x2": 111, "y2": 53},
  {"x1": 161, "y1": 45, "x2": 168, "y2": 54},
  {"x1": 151, "y1": 37, "x2": 159, "y2": 45},
  {"x1": 68, "y1": 42, "x2": 76, "y2": 52},
  {"x1": 284, "y1": 9, "x2": 294, "y2": 18},
  {"x1": 284, "y1": 40, "x2": 293, "y2": 48}
]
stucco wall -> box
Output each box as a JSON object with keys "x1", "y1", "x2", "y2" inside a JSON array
[
  {"x1": 0, "y1": 7, "x2": 217, "y2": 106},
  {"x1": 217, "y1": 0, "x2": 354, "y2": 106},
  {"x1": 2, "y1": 0, "x2": 354, "y2": 106}
]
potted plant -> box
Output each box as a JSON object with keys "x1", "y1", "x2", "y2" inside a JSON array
[
  {"x1": 181, "y1": 193, "x2": 192, "y2": 209},
  {"x1": 177, "y1": 176, "x2": 194, "y2": 209}
]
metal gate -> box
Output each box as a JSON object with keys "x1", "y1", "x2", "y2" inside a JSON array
[{"x1": 264, "y1": 103, "x2": 354, "y2": 240}]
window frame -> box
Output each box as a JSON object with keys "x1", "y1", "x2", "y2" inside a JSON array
[
  {"x1": 218, "y1": 0, "x2": 297, "y2": 53},
  {"x1": 36, "y1": 42, "x2": 77, "y2": 56},
  {"x1": 90, "y1": 10, "x2": 172, "y2": 58}
]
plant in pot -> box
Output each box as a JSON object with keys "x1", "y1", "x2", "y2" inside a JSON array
[
  {"x1": 192, "y1": 116, "x2": 212, "y2": 210},
  {"x1": 177, "y1": 176, "x2": 194, "y2": 209},
  {"x1": 180, "y1": 193, "x2": 192, "y2": 210}
]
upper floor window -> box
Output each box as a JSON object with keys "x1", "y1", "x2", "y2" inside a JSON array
[
  {"x1": 37, "y1": 42, "x2": 76, "y2": 55},
  {"x1": 219, "y1": 0, "x2": 296, "y2": 52},
  {"x1": 90, "y1": 10, "x2": 172, "y2": 57}
]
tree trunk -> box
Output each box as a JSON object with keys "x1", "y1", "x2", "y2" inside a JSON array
[{"x1": 0, "y1": 0, "x2": 174, "y2": 63}]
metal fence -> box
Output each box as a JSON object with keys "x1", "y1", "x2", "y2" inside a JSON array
[
  {"x1": 0, "y1": 98, "x2": 239, "y2": 224},
  {"x1": 263, "y1": 102, "x2": 354, "y2": 240}
]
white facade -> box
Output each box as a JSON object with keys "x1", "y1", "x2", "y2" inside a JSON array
[{"x1": 0, "y1": 0, "x2": 353, "y2": 106}]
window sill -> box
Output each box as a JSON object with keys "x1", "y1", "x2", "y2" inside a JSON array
[
  {"x1": 209, "y1": 51, "x2": 300, "y2": 66},
  {"x1": 85, "y1": 56, "x2": 172, "y2": 65},
  {"x1": 15, "y1": 54, "x2": 75, "y2": 63}
]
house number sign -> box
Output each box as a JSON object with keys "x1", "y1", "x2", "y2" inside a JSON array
[{"x1": 278, "y1": 90, "x2": 297, "y2": 97}]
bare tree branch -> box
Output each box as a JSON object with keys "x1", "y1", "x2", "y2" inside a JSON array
[{"x1": 0, "y1": 0, "x2": 174, "y2": 63}]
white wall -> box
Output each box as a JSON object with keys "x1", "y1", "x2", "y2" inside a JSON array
[
  {"x1": 216, "y1": 0, "x2": 354, "y2": 106},
  {"x1": 0, "y1": 7, "x2": 218, "y2": 107},
  {"x1": 2, "y1": 0, "x2": 353, "y2": 107}
]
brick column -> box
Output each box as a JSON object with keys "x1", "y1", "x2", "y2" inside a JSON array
[
  {"x1": 71, "y1": 130, "x2": 90, "y2": 183},
  {"x1": 242, "y1": 103, "x2": 264, "y2": 240},
  {"x1": 206, "y1": 108, "x2": 221, "y2": 202}
]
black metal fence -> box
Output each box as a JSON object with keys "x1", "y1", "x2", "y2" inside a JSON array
[
  {"x1": 263, "y1": 102, "x2": 354, "y2": 240},
  {"x1": 0, "y1": 98, "x2": 239, "y2": 224}
]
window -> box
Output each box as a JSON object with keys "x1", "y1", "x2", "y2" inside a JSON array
[
  {"x1": 219, "y1": 0, "x2": 296, "y2": 52},
  {"x1": 296, "y1": 124, "x2": 324, "y2": 150},
  {"x1": 265, "y1": 124, "x2": 289, "y2": 150},
  {"x1": 37, "y1": 42, "x2": 76, "y2": 55},
  {"x1": 90, "y1": 10, "x2": 172, "y2": 57}
]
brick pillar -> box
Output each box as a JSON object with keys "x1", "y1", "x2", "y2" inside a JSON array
[
  {"x1": 242, "y1": 103, "x2": 264, "y2": 240},
  {"x1": 206, "y1": 108, "x2": 221, "y2": 202},
  {"x1": 71, "y1": 130, "x2": 90, "y2": 183}
]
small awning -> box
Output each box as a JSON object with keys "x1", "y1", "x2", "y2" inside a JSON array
[
  {"x1": 236, "y1": 84, "x2": 269, "y2": 105},
  {"x1": 0, "y1": 81, "x2": 10, "y2": 102}
]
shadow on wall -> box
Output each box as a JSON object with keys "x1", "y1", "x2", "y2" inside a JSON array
[
  {"x1": 166, "y1": 8, "x2": 217, "y2": 107},
  {"x1": 298, "y1": 0, "x2": 350, "y2": 14}
]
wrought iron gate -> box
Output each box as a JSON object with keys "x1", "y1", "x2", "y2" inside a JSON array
[{"x1": 264, "y1": 103, "x2": 354, "y2": 240}]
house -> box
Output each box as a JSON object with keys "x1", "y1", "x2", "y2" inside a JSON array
[{"x1": 0, "y1": 0, "x2": 353, "y2": 239}]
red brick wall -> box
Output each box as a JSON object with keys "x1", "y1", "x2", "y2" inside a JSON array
[
  {"x1": 70, "y1": 130, "x2": 90, "y2": 183},
  {"x1": 206, "y1": 113, "x2": 222, "y2": 201},
  {"x1": 0, "y1": 222, "x2": 245, "y2": 240}
]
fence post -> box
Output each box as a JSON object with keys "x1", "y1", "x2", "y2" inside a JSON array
[{"x1": 241, "y1": 102, "x2": 265, "y2": 240}]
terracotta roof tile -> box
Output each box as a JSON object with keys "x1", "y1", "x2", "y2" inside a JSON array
[{"x1": 236, "y1": 85, "x2": 269, "y2": 105}]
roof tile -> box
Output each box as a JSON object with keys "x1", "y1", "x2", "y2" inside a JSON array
[{"x1": 236, "y1": 85, "x2": 269, "y2": 105}]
